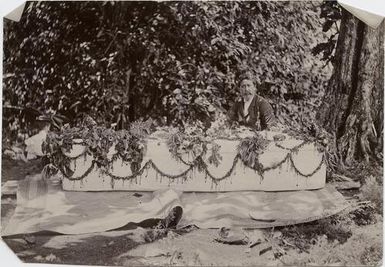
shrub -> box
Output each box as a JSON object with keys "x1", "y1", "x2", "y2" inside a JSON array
[{"x1": 360, "y1": 175, "x2": 383, "y2": 214}]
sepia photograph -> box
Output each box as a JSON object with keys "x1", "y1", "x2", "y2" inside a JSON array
[{"x1": 1, "y1": 1, "x2": 384, "y2": 266}]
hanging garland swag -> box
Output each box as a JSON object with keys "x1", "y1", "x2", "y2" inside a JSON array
[
  {"x1": 43, "y1": 123, "x2": 325, "y2": 185},
  {"x1": 56, "y1": 140, "x2": 325, "y2": 184}
]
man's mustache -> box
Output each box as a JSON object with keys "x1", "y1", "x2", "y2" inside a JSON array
[{"x1": 241, "y1": 91, "x2": 254, "y2": 95}]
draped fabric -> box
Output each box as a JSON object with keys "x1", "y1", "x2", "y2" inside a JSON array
[
  {"x1": 2, "y1": 175, "x2": 347, "y2": 236},
  {"x1": 60, "y1": 131, "x2": 326, "y2": 192}
]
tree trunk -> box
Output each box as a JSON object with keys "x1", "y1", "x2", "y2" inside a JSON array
[{"x1": 317, "y1": 10, "x2": 384, "y2": 165}]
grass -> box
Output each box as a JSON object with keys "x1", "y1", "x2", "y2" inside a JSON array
[
  {"x1": 280, "y1": 221, "x2": 382, "y2": 266},
  {"x1": 360, "y1": 175, "x2": 383, "y2": 213},
  {"x1": 1, "y1": 155, "x2": 383, "y2": 266},
  {"x1": 277, "y1": 166, "x2": 383, "y2": 266}
]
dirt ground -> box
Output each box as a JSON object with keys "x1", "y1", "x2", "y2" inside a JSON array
[{"x1": 1, "y1": 157, "x2": 383, "y2": 266}]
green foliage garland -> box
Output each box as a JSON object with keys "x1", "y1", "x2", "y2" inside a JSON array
[
  {"x1": 237, "y1": 134, "x2": 270, "y2": 176},
  {"x1": 207, "y1": 143, "x2": 223, "y2": 167},
  {"x1": 44, "y1": 118, "x2": 325, "y2": 185},
  {"x1": 43, "y1": 119, "x2": 153, "y2": 178},
  {"x1": 166, "y1": 126, "x2": 222, "y2": 168},
  {"x1": 58, "y1": 132, "x2": 325, "y2": 188}
]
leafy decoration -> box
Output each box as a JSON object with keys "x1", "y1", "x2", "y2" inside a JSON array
[
  {"x1": 49, "y1": 124, "x2": 325, "y2": 187},
  {"x1": 237, "y1": 134, "x2": 270, "y2": 176},
  {"x1": 207, "y1": 143, "x2": 223, "y2": 167},
  {"x1": 166, "y1": 125, "x2": 208, "y2": 163},
  {"x1": 42, "y1": 118, "x2": 153, "y2": 177}
]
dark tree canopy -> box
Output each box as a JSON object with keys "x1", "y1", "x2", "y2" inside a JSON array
[{"x1": 3, "y1": 1, "x2": 332, "y2": 140}]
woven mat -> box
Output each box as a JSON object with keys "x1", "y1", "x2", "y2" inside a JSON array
[{"x1": 2, "y1": 174, "x2": 348, "y2": 236}]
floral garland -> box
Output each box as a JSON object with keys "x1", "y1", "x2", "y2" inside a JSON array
[
  {"x1": 237, "y1": 134, "x2": 270, "y2": 177},
  {"x1": 61, "y1": 156, "x2": 239, "y2": 184},
  {"x1": 289, "y1": 154, "x2": 325, "y2": 178},
  {"x1": 47, "y1": 119, "x2": 326, "y2": 186},
  {"x1": 273, "y1": 140, "x2": 308, "y2": 151},
  {"x1": 60, "y1": 152, "x2": 325, "y2": 186},
  {"x1": 166, "y1": 126, "x2": 222, "y2": 168},
  {"x1": 59, "y1": 135, "x2": 325, "y2": 187},
  {"x1": 43, "y1": 118, "x2": 153, "y2": 179},
  {"x1": 281, "y1": 124, "x2": 329, "y2": 153}
]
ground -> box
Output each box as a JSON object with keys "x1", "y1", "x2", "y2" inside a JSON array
[{"x1": 1, "y1": 157, "x2": 383, "y2": 266}]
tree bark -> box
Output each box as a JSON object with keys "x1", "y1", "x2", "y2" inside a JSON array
[{"x1": 317, "y1": 10, "x2": 384, "y2": 165}]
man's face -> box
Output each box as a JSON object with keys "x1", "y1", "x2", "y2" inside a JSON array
[{"x1": 240, "y1": 79, "x2": 256, "y2": 99}]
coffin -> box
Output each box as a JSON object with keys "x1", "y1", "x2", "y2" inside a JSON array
[{"x1": 59, "y1": 130, "x2": 326, "y2": 192}]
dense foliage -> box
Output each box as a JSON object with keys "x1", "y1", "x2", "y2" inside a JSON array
[
  {"x1": 3, "y1": 1, "x2": 334, "y2": 142},
  {"x1": 312, "y1": 1, "x2": 342, "y2": 64},
  {"x1": 42, "y1": 117, "x2": 152, "y2": 179}
]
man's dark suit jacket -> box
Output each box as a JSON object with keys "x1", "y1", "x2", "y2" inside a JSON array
[{"x1": 228, "y1": 95, "x2": 276, "y2": 130}]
